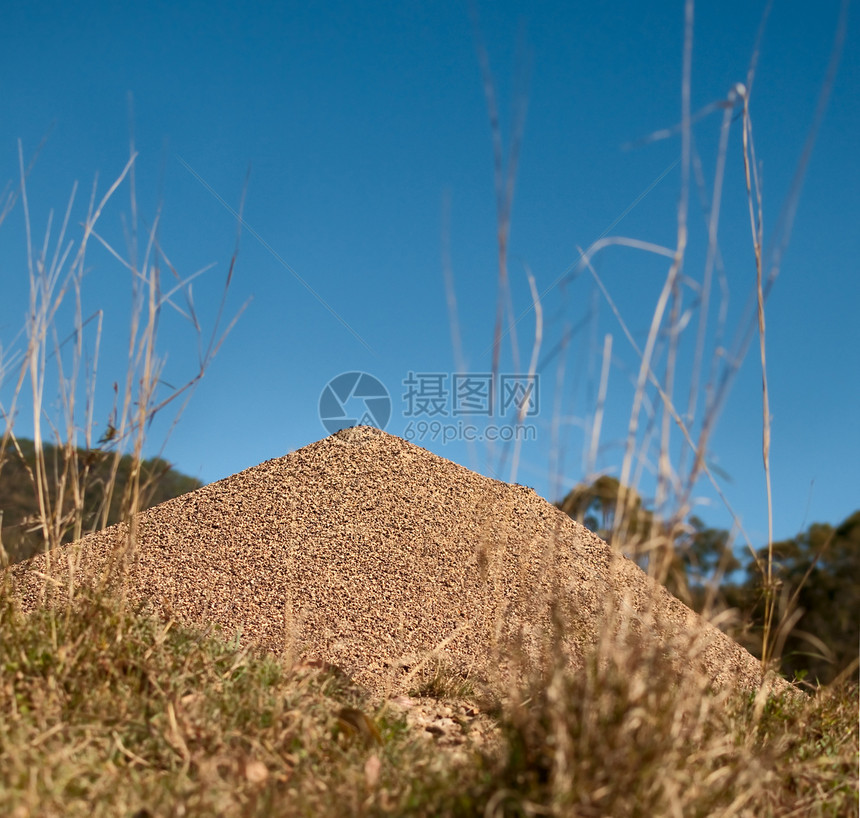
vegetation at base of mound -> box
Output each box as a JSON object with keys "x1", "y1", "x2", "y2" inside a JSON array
[
  {"x1": 0, "y1": 588, "x2": 495, "y2": 818},
  {"x1": 0, "y1": 585, "x2": 855, "y2": 818}
]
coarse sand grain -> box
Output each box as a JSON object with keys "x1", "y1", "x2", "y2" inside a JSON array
[{"x1": 5, "y1": 426, "x2": 789, "y2": 697}]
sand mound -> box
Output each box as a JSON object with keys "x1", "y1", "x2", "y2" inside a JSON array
[{"x1": 6, "y1": 426, "x2": 778, "y2": 695}]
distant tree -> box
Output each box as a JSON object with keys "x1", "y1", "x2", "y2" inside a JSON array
[
  {"x1": 556, "y1": 475, "x2": 652, "y2": 544},
  {"x1": 557, "y1": 477, "x2": 857, "y2": 684},
  {"x1": 557, "y1": 476, "x2": 689, "y2": 598},
  {"x1": 675, "y1": 516, "x2": 741, "y2": 587},
  {"x1": 0, "y1": 438, "x2": 203, "y2": 564},
  {"x1": 739, "y1": 511, "x2": 860, "y2": 685}
]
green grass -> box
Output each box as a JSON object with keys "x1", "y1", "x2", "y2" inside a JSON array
[
  {"x1": 0, "y1": 583, "x2": 855, "y2": 817},
  {"x1": 0, "y1": 587, "x2": 496, "y2": 817}
]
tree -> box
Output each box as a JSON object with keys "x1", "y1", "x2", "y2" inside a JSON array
[
  {"x1": 556, "y1": 475, "x2": 652, "y2": 544},
  {"x1": 557, "y1": 476, "x2": 692, "y2": 599},
  {"x1": 675, "y1": 516, "x2": 741, "y2": 586},
  {"x1": 741, "y1": 511, "x2": 860, "y2": 685},
  {"x1": 557, "y1": 477, "x2": 858, "y2": 684}
]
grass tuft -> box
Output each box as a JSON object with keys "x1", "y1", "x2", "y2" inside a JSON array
[
  {"x1": 0, "y1": 586, "x2": 497, "y2": 817},
  {"x1": 491, "y1": 628, "x2": 858, "y2": 817}
]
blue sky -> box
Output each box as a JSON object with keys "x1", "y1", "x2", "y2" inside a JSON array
[{"x1": 1, "y1": 0, "x2": 857, "y2": 553}]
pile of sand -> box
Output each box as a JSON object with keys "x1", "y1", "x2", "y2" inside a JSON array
[{"x1": 6, "y1": 426, "x2": 778, "y2": 695}]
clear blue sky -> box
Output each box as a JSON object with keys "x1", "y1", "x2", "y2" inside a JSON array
[{"x1": 1, "y1": 1, "x2": 857, "y2": 552}]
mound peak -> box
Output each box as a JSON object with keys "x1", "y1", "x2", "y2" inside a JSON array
[{"x1": 7, "y1": 426, "x2": 779, "y2": 695}]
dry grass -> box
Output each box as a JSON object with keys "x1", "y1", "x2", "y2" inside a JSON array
[
  {"x1": 491, "y1": 618, "x2": 857, "y2": 817},
  {"x1": 0, "y1": 588, "x2": 491, "y2": 818},
  {"x1": 0, "y1": 132, "x2": 244, "y2": 574},
  {"x1": 0, "y1": 582, "x2": 855, "y2": 817}
]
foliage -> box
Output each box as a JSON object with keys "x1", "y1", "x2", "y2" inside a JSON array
[
  {"x1": 557, "y1": 477, "x2": 739, "y2": 603},
  {"x1": 734, "y1": 511, "x2": 860, "y2": 686},
  {"x1": 0, "y1": 438, "x2": 202, "y2": 564},
  {"x1": 677, "y1": 514, "x2": 742, "y2": 583},
  {"x1": 556, "y1": 475, "x2": 652, "y2": 545},
  {"x1": 0, "y1": 588, "x2": 492, "y2": 818},
  {"x1": 493, "y1": 640, "x2": 857, "y2": 818}
]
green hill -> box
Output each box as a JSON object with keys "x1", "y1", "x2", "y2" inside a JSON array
[{"x1": 0, "y1": 438, "x2": 202, "y2": 564}]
